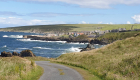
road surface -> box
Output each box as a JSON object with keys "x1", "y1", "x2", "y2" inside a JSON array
[{"x1": 35, "y1": 61, "x2": 83, "y2": 80}]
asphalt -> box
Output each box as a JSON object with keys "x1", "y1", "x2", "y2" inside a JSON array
[{"x1": 35, "y1": 61, "x2": 84, "y2": 80}]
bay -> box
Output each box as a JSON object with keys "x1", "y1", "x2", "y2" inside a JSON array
[{"x1": 0, "y1": 32, "x2": 103, "y2": 58}]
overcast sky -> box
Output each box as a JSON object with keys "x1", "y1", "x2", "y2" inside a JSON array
[{"x1": 0, "y1": 0, "x2": 140, "y2": 28}]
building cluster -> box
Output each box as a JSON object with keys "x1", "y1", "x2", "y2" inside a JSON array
[{"x1": 45, "y1": 28, "x2": 140, "y2": 38}]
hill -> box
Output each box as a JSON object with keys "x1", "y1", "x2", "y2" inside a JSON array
[
  {"x1": 0, "y1": 24, "x2": 140, "y2": 33},
  {"x1": 54, "y1": 35, "x2": 140, "y2": 80},
  {"x1": 96, "y1": 30, "x2": 140, "y2": 44}
]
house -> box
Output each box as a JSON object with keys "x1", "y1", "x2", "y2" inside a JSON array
[
  {"x1": 46, "y1": 33, "x2": 57, "y2": 37},
  {"x1": 68, "y1": 32, "x2": 74, "y2": 35},
  {"x1": 104, "y1": 30, "x2": 110, "y2": 33},
  {"x1": 88, "y1": 35, "x2": 96, "y2": 38},
  {"x1": 119, "y1": 28, "x2": 126, "y2": 31},
  {"x1": 74, "y1": 32, "x2": 85, "y2": 37},
  {"x1": 82, "y1": 31, "x2": 91, "y2": 35},
  {"x1": 111, "y1": 29, "x2": 119, "y2": 32},
  {"x1": 99, "y1": 31, "x2": 105, "y2": 34}
]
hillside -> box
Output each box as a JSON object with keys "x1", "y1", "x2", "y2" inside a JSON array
[
  {"x1": 55, "y1": 36, "x2": 140, "y2": 80},
  {"x1": 97, "y1": 30, "x2": 140, "y2": 44},
  {"x1": 0, "y1": 24, "x2": 140, "y2": 33}
]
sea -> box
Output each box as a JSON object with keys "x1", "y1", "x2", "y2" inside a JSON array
[{"x1": 0, "y1": 32, "x2": 104, "y2": 58}]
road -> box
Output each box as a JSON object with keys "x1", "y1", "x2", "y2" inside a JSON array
[{"x1": 35, "y1": 61, "x2": 83, "y2": 80}]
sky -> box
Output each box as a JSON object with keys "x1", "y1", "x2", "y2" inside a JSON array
[{"x1": 0, "y1": 0, "x2": 140, "y2": 28}]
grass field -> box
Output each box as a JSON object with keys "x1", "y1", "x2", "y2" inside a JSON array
[
  {"x1": 0, "y1": 56, "x2": 43, "y2": 80},
  {"x1": 0, "y1": 24, "x2": 140, "y2": 33},
  {"x1": 54, "y1": 35, "x2": 140, "y2": 80}
]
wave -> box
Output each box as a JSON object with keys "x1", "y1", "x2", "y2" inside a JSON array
[
  {"x1": 17, "y1": 38, "x2": 33, "y2": 41},
  {"x1": 17, "y1": 48, "x2": 29, "y2": 50},
  {"x1": 2, "y1": 45, "x2": 7, "y2": 48},
  {"x1": 3, "y1": 35, "x2": 23, "y2": 38},
  {"x1": 69, "y1": 42, "x2": 88, "y2": 45},
  {"x1": 8, "y1": 49, "x2": 21, "y2": 53},
  {"x1": 47, "y1": 41, "x2": 66, "y2": 43},
  {"x1": 65, "y1": 47, "x2": 82, "y2": 53},
  {"x1": 17, "y1": 39, "x2": 50, "y2": 42},
  {"x1": 8, "y1": 48, "x2": 32, "y2": 53},
  {"x1": 33, "y1": 47, "x2": 52, "y2": 50},
  {"x1": 17, "y1": 38, "x2": 66, "y2": 43},
  {"x1": 3, "y1": 35, "x2": 8, "y2": 37}
]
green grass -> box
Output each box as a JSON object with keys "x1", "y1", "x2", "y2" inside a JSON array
[
  {"x1": 1, "y1": 24, "x2": 140, "y2": 32},
  {"x1": 0, "y1": 56, "x2": 43, "y2": 80},
  {"x1": 24, "y1": 56, "x2": 49, "y2": 61},
  {"x1": 52, "y1": 61, "x2": 101, "y2": 80},
  {"x1": 19, "y1": 66, "x2": 43, "y2": 80},
  {"x1": 54, "y1": 36, "x2": 140, "y2": 80},
  {"x1": 97, "y1": 31, "x2": 140, "y2": 44}
]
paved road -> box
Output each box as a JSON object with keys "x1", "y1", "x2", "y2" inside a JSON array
[{"x1": 35, "y1": 61, "x2": 83, "y2": 80}]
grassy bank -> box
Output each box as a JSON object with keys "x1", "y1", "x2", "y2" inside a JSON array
[
  {"x1": 1, "y1": 24, "x2": 140, "y2": 32},
  {"x1": 0, "y1": 56, "x2": 43, "y2": 80},
  {"x1": 54, "y1": 36, "x2": 140, "y2": 80},
  {"x1": 25, "y1": 56, "x2": 49, "y2": 61},
  {"x1": 97, "y1": 31, "x2": 140, "y2": 43}
]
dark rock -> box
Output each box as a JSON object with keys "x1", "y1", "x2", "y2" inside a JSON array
[
  {"x1": 89, "y1": 39, "x2": 108, "y2": 45},
  {"x1": 1, "y1": 51, "x2": 12, "y2": 57},
  {"x1": 86, "y1": 44, "x2": 95, "y2": 49},
  {"x1": 19, "y1": 50, "x2": 36, "y2": 57},
  {"x1": 80, "y1": 44, "x2": 95, "y2": 52},
  {"x1": 12, "y1": 52, "x2": 19, "y2": 56},
  {"x1": 80, "y1": 48, "x2": 93, "y2": 52},
  {"x1": 24, "y1": 35, "x2": 89, "y2": 43}
]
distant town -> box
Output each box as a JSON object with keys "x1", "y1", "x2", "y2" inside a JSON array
[{"x1": 43, "y1": 26, "x2": 140, "y2": 38}]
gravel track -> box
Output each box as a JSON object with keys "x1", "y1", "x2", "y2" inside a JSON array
[{"x1": 35, "y1": 61, "x2": 83, "y2": 80}]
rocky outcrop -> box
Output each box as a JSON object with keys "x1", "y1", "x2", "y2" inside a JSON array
[
  {"x1": 1, "y1": 51, "x2": 12, "y2": 57},
  {"x1": 0, "y1": 50, "x2": 36, "y2": 57},
  {"x1": 23, "y1": 35, "x2": 89, "y2": 43},
  {"x1": 12, "y1": 52, "x2": 19, "y2": 56},
  {"x1": 89, "y1": 39, "x2": 108, "y2": 45},
  {"x1": 19, "y1": 50, "x2": 36, "y2": 57},
  {"x1": 80, "y1": 44, "x2": 95, "y2": 52},
  {"x1": 80, "y1": 39, "x2": 107, "y2": 52}
]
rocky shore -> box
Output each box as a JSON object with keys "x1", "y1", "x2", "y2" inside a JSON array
[
  {"x1": 23, "y1": 35, "x2": 108, "y2": 52},
  {"x1": 23, "y1": 35, "x2": 89, "y2": 43},
  {"x1": 0, "y1": 50, "x2": 36, "y2": 57},
  {"x1": 23, "y1": 35, "x2": 108, "y2": 44}
]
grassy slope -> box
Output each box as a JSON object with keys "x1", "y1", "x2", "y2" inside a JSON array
[
  {"x1": 0, "y1": 56, "x2": 43, "y2": 80},
  {"x1": 97, "y1": 31, "x2": 140, "y2": 43},
  {"x1": 55, "y1": 36, "x2": 140, "y2": 80},
  {"x1": 1, "y1": 24, "x2": 140, "y2": 32}
]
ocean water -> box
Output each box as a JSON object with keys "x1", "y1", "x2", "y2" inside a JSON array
[{"x1": 0, "y1": 32, "x2": 104, "y2": 58}]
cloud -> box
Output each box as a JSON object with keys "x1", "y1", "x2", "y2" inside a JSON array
[
  {"x1": 79, "y1": 21, "x2": 89, "y2": 24},
  {"x1": 106, "y1": 22, "x2": 113, "y2": 24},
  {"x1": 127, "y1": 21, "x2": 131, "y2": 24},
  {"x1": 98, "y1": 21, "x2": 102, "y2": 24},
  {"x1": 1, "y1": 0, "x2": 140, "y2": 8},
  {"x1": 0, "y1": 11, "x2": 23, "y2": 16},
  {"x1": 132, "y1": 15, "x2": 140, "y2": 23},
  {"x1": 0, "y1": 11, "x2": 96, "y2": 17},
  {"x1": 0, "y1": 17, "x2": 65, "y2": 27},
  {"x1": 110, "y1": 22, "x2": 113, "y2": 24},
  {"x1": 29, "y1": 12, "x2": 95, "y2": 17}
]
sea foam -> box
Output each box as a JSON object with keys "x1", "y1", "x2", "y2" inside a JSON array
[
  {"x1": 33, "y1": 47, "x2": 52, "y2": 50},
  {"x1": 3, "y1": 35, "x2": 23, "y2": 38}
]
